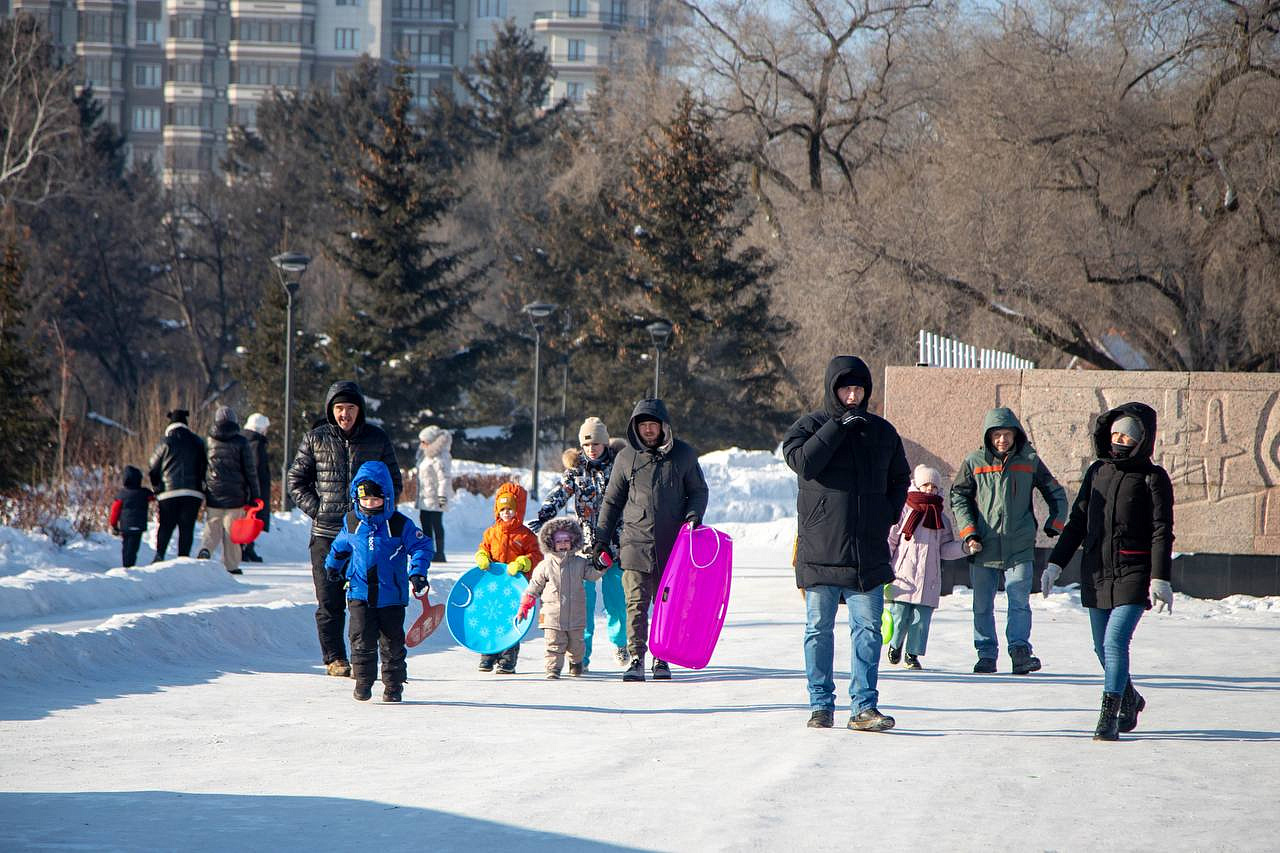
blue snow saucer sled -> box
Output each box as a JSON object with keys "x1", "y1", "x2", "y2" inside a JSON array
[{"x1": 446, "y1": 563, "x2": 538, "y2": 654}]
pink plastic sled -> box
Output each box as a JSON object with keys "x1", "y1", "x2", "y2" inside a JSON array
[{"x1": 648, "y1": 523, "x2": 733, "y2": 670}]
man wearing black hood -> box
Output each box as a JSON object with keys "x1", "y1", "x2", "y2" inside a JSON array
[
  {"x1": 595, "y1": 398, "x2": 709, "y2": 682},
  {"x1": 783, "y1": 356, "x2": 910, "y2": 732},
  {"x1": 288, "y1": 381, "x2": 403, "y2": 677},
  {"x1": 197, "y1": 406, "x2": 260, "y2": 575}
]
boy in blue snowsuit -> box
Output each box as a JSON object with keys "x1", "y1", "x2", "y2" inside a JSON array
[{"x1": 325, "y1": 461, "x2": 433, "y2": 702}]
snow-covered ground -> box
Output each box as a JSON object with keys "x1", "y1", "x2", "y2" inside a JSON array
[{"x1": 1, "y1": 450, "x2": 1278, "y2": 852}]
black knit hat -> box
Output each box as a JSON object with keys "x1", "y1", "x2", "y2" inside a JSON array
[
  {"x1": 166, "y1": 409, "x2": 189, "y2": 424},
  {"x1": 356, "y1": 480, "x2": 383, "y2": 499},
  {"x1": 330, "y1": 390, "x2": 362, "y2": 408}
]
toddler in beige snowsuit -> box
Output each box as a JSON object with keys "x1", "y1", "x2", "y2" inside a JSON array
[{"x1": 517, "y1": 517, "x2": 605, "y2": 679}]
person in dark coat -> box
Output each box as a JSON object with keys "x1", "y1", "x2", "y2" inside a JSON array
[
  {"x1": 148, "y1": 408, "x2": 207, "y2": 561},
  {"x1": 241, "y1": 413, "x2": 271, "y2": 563},
  {"x1": 782, "y1": 355, "x2": 910, "y2": 732},
  {"x1": 108, "y1": 465, "x2": 155, "y2": 568},
  {"x1": 197, "y1": 406, "x2": 260, "y2": 575},
  {"x1": 288, "y1": 381, "x2": 403, "y2": 678},
  {"x1": 594, "y1": 398, "x2": 709, "y2": 683},
  {"x1": 1042, "y1": 402, "x2": 1174, "y2": 741}
]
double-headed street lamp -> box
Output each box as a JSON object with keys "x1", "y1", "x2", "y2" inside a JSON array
[
  {"x1": 524, "y1": 301, "x2": 557, "y2": 500},
  {"x1": 646, "y1": 319, "x2": 673, "y2": 398},
  {"x1": 271, "y1": 251, "x2": 311, "y2": 512}
]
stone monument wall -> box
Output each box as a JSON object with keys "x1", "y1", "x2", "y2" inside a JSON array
[{"x1": 883, "y1": 367, "x2": 1280, "y2": 556}]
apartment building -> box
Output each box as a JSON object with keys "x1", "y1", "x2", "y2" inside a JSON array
[{"x1": 3, "y1": 0, "x2": 658, "y2": 183}]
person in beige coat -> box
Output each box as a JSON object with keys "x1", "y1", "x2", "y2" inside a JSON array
[{"x1": 516, "y1": 517, "x2": 606, "y2": 679}]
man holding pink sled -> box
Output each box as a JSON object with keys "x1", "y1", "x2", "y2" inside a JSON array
[
  {"x1": 594, "y1": 398, "x2": 708, "y2": 683},
  {"x1": 783, "y1": 356, "x2": 911, "y2": 732}
]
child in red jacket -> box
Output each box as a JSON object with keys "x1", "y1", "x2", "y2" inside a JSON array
[
  {"x1": 109, "y1": 465, "x2": 155, "y2": 567},
  {"x1": 474, "y1": 482, "x2": 542, "y2": 673}
]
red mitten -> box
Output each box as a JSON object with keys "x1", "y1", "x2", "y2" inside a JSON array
[{"x1": 516, "y1": 593, "x2": 536, "y2": 622}]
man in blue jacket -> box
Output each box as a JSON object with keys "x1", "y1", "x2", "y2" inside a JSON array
[{"x1": 325, "y1": 461, "x2": 432, "y2": 702}]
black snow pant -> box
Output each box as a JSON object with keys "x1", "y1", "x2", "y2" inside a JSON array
[
  {"x1": 418, "y1": 510, "x2": 445, "y2": 560},
  {"x1": 348, "y1": 600, "x2": 407, "y2": 689},
  {"x1": 479, "y1": 644, "x2": 520, "y2": 671},
  {"x1": 309, "y1": 533, "x2": 348, "y2": 664},
  {"x1": 623, "y1": 569, "x2": 663, "y2": 661},
  {"x1": 121, "y1": 531, "x2": 143, "y2": 568},
  {"x1": 155, "y1": 496, "x2": 202, "y2": 559}
]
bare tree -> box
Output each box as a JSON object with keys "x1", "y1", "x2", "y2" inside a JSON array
[
  {"x1": 677, "y1": 0, "x2": 938, "y2": 197},
  {"x1": 0, "y1": 15, "x2": 78, "y2": 211},
  {"x1": 838, "y1": 0, "x2": 1280, "y2": 371}
]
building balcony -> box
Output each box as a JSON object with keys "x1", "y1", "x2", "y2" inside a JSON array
[{"x1": 532, "y1": 10, "x2": 645, "y2": 29}]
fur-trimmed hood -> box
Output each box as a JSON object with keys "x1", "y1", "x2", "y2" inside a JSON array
[{"x1": 538, "y1": 516, "x2": 584, "y2": 553}]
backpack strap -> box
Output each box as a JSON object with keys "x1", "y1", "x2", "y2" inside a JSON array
[
  {"x1": 344, "y1": 511, "x2": 360, "y2": 534},
  {"x1": 388, "y1": 511, "x2": 407, "y2": 539}
]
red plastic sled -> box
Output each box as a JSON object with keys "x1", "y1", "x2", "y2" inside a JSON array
[
  {"x1": 229, "y1": 500, "x2": 266, "y2": 545},
  {"x1": 405, "y1": 587, "x2": 445, "y2": 648},
  {"x1": 648, "y1": 523, "x2": 734, "y2": 670}
]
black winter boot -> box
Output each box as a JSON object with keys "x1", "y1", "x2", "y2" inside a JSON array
[
  {"x1": 887, "y1": 645, "x2": 902, "y2": 665},
  {"x1": 1093, "y1": 692, "x2": 1122, "y2": 741},
  {"x1": 651, "y1": 659, "x2": 671, "y2": 680},
  {"x1": 382, "y1": 684, "x2": 402, "y2": 703},
  {"x1": 1119, "y1": 681, "x2": 1146, "y2": 733},
  {"x1": 622, "y1": 657, "x2": 645, "y2": 682},
  {"x1": 807, "y1": 709, "x2": 834, "y2": 728},
  {"x1": 241, "y1": 543, "x2": 263, "y2": 563},
  {"x1": 1010, "y1": 646, "x2": 1042, "y2": 674},
  {"x1": 973, "y1": 657, "x2": 997, "y2": 674},
  {"x1": 353, "y1": 683, "x2": 372, "y2": 702}
]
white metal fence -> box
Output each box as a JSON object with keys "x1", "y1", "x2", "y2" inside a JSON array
[{"x1": 916, "y1": 330, "x2": 1035, "y2": 369}]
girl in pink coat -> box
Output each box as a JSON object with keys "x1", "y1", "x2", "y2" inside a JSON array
[{"x1": 886, "y1": 465, "x2": 967, "y2": 669}]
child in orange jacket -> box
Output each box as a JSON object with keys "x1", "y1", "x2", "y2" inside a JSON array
[{"x1": 474, "y1": 481, "x2": 543, "y2": 673}]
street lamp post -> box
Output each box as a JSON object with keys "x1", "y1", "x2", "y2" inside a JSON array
[
  {"x1": 524, "y1": 301, "x2": 557, "y2": 501},
  {"x1": 271, "y1": 251, "x2": 311, "y2": 512},
  {"x1": 646, "y1": 319, "x2": 673, "y2": 398}
]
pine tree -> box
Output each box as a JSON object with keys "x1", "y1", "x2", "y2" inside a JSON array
[
  {"x1": 605, "y1": 92, "x2": 796, "y2": 449},
  {"x1": 0, "y1": 243, "x2": 54, "y2": 488},
  {"x1": 324, "y1": 62, "x2": 486, "y2": 442},
  {"x1": 451, "y1": 20, "x2": 566, "y2": 158}
]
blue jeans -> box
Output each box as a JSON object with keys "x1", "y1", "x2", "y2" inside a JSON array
[
  {"x1": 1088, "y1": 604, "x2": 1143, "y2": 694},
  {"x1": 888, "y1": 601, "x2": 934, "y2": 656},
  {"x1": 803, "y1": 584, "x2": 883, "y2": 714},
  {"x1": 970, "y1": 561, "x2": 1033, "y2": 660},
  {"x1": 582, "y1": 566, "x2": 626, "y2": 667}
]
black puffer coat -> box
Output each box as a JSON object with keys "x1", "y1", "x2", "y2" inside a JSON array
[
  {"x1": 205, "y1": 419, "x2": 260, "y2": 509},
  {"x1": 1048, "y1": 402, "x2": 1174, "y2": 610},
  {"x1": 243, "y1": 429, "x2": 271, "y2": 531},
  {"x1": 148, "y1": 423, "x2": 207, "y2": 498},
  {"x1": 783, "y1": 356, "x2": 911, "y2": 591},
  {"x1": 287, "y1": 381, "x2": 403, "y2": 538},
  {"x1": 595, "y1": 399, "x2": 709, "y2": 574}
]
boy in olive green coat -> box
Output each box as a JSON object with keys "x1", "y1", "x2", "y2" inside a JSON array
[{"x1": 950, "y1": 407, "x2": 1067, "y2": 675}]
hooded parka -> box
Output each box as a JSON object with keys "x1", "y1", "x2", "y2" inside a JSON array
[
  {"x1": 783, "y1": 356, "x2": 912, "y2": 591},
  {"x1": 595, "y1": 399, "x2": 709, "y2": 574},
  {"x1": 324, "y1": 461, "x2": 432, "y2": 608},
  {"x1": 949, "y1": 407, "x2": 1068, "y2": 570},
  {"x1": 526, "y1": 517, "x2": 607, "y2": 631},
  {"x1": 414, "y1": 426, "x2": 454, "y2": 511},
  {"x1": 205, "y1": 412, "x2": 260, "y2": 510},
  {"x1": 287, "y1": 381, "x2": 403, "y2": 538},
  {"x1": 1048, "y1": 403, "x2": 1174, "y2": 610}
]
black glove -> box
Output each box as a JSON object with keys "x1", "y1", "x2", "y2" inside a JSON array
[
  {"x1": 325, "y1": 568, "x2": 342, "y2": 584},
  {"x1": 1042, "y1": 521, "x2": 1061, "y2": 539},
  {"x1": 592, "y1": 544, "x2": 613, "y2": 571},
  {"x1": 838, "y1": 409, "x2": 868, "y2": 429},
  {"x1": 410, "y1": 575, "x2": 429, "y2": 594},
  {"x1": 685, "y1": 512, "x2": 702, "y2": 528},
  {"x1": 529, "y1": 507, "x2": 555, "y2": 532}
]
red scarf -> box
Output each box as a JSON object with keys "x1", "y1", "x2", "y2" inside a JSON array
[{"x1": 901, "y1": 492, "x2": 944, "y2": 540}]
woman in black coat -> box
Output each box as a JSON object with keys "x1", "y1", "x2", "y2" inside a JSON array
[{"x1": 1044, "y1": 402, "x2": 1174, "y2": 741}]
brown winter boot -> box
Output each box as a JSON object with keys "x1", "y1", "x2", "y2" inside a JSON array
[{"x1": 326, "y1": 660, "x2": 351, "y2": 677}]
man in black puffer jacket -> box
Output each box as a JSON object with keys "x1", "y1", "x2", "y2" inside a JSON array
[
  {"x1": 198, "y1": 406, "x2": 260, "y2": 575},
  {"x1": 148, "y1": 408, "x2": 207, "y2": 561},
  {"x1": 594, "y1": 398, "x2": 708, "y2": 683},
  {"x1": 288, "y1": 381, "x2": 403, "y2": 677},
  {"x1": 783, "y1": 355, "x2": 910, "y2": 733}
]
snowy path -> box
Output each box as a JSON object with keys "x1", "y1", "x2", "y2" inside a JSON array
[{"x1": 2, "y1": 552, "x2": 1279, "y2": 852}]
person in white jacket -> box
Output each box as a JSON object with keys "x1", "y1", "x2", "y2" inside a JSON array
[
  {"x1": 413, "y1": 425, "x2": 454, "y2": 563},
  {"x1": 886, "y1": 465, "x2": 967, "y2": 670}
]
